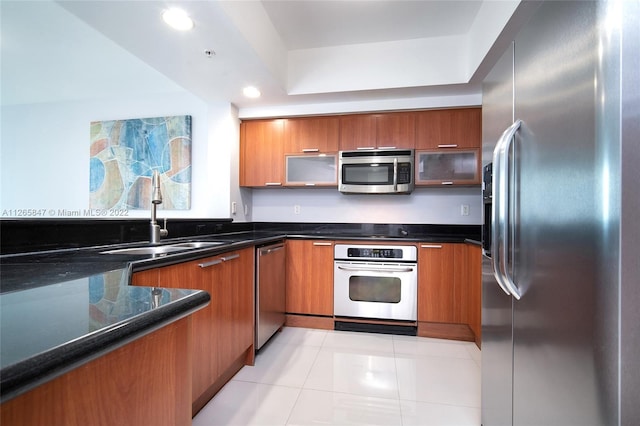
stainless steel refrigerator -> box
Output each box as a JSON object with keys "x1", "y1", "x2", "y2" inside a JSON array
[{"x1": 481, "y1": 1, "x2": 639, "y2": 425}]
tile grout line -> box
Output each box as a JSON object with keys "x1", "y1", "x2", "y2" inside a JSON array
[{"x1": 283, "y1": 328, "x2": 330, "y2": 426}]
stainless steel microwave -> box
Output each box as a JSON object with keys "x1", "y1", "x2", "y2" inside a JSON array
[{"x1": 338, "y1": 149, "x2": 414, "y2": 194}]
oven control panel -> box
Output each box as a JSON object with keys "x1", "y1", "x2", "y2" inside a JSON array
[
  {"x1": 334, "y1": 244, "x2": 417, "y2": 262},
  {"x1": 347, "y1": 247, "x2": 403, "y2": 259}
]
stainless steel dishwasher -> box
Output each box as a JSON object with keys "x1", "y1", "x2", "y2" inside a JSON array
[{"x1": 255, "y1": 241, "x2": 286, "y2": 350}]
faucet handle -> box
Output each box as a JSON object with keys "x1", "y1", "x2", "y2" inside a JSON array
[{"x1": 161, "y1": 217, "x2": 169, "y2": 238}]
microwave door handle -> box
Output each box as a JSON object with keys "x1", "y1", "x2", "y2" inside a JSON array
[{"x1": 393, "y1": 157, "x2": 398, "y2": 191}]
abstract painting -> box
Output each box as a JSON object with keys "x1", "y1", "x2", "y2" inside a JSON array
[{"x1": 89, "y1": 115, "x2": 191, "y2": 210}]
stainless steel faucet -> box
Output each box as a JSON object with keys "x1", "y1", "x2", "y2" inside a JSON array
[{"x1": 150, "y1": 170, "x2": 168, "y2": 243}]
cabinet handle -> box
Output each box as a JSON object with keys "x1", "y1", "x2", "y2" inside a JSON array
[
  {"x1": 198, "y1": 259, "x2": 223, "y2": 268},
  {"x1": 437, "y1": 144, "x2": 458, "y2": 148},
  {"x1": 377, "y1": 146, "x2": 396, "y2": 150},
  {"x1": 265, "y1": 182, "x2": 282, "y2": 186},
  {"x1": 305, "y1": 183, "x2": 316, "y2": 186},
  {"x1": 313, "y1": 242, "x2": 332, "y2": 246},
  {"x1": 356, "y1": 147, "x2": 376, "y2": 150},
  {"x1": 221, "y1": 254, "x2": 240, "y2": 262},
  {"x1": 302, "y1": 148, "x2": 319, "y2": 153},
  {"x1": 441, "y1": 181, "x2": 454, "y2": 185},
  {"x1": 421, "y1": 244, "x2": 443, "y2": 249},
  {"x1": 198, "y1": 253, "x2": 240, "y2": 268}
]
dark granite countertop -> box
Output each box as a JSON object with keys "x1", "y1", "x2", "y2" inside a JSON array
[{"x1": 0, "y1": 226, "x2": 480, "y2": 403}]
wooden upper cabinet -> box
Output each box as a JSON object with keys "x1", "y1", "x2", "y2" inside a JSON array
[
  {"x1": 240, "y1": 119, "x2": 285, "y2": 187},
  {"x1": 415, "y1": 108, "x2": 481, "y2": 149},
  {"x1": 376, "y1": 111, "x2": 416, "y2": 149},
  {"x1": 284, "y1": 117, "x2": 339, "y2": 153},
  {"x1": 339, "y1": 114, "x2": 377, "y2": 151},
  {"x1": 339, "y1": 112, "x2": 416, "y2": 150}
]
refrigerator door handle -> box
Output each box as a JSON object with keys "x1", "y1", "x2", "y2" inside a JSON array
[{"x1": 492, "y1": 119, "x2": 523, "y2": 299}]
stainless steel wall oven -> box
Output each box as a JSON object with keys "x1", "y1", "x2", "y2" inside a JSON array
[{"x1": 334, "y1": 244, "x2": 417, "y2": 322}]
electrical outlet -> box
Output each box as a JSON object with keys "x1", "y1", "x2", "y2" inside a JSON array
[
  {"x1": 294, "y1": 205, "x2": 301, "y2": 214},
  {"x1": 461, "y1": 204, "x2": 470, "y2": 216},
  {"x1": 231, "y1": 201, "x2": 237, "y2": 214}
]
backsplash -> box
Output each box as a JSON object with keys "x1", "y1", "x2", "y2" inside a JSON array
[{"x1": 0, "y1": 219, "x2": 480, "y2": 255}]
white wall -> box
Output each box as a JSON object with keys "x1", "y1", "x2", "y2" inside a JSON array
[
  {"x1": 0, "y1": 94, "x2": 237, "y2": 219},
  {"x1": 250, "y1": 187, "x2": 481, "y2": 225}
]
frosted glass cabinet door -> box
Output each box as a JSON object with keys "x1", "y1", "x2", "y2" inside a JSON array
[
  {"x1": 285, "y1": 155, "x2": 337, "y2": 186},
  {"x1": 415, "y1": 149, "x2": 480, "y2": 185}
]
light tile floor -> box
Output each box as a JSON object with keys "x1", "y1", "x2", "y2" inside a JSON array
[{"x1": 193, "y1": 327, "x2": 481, "y2": 426}]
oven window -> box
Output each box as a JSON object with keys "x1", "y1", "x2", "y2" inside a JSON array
[{"x1": 348, "y1": 276, "x2": 401, "y2": 303}]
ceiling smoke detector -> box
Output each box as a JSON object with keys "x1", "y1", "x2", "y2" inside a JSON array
[{"x1": 162, "y1": 8, "x2": 194, "y2": 31}]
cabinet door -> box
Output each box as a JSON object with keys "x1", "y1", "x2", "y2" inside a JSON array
[
  {"x1": 140, "y1": 259, "x2": 217, "y2": 400},
  {"x1": 286, "y1": 240, "x2": 334, "y2": 316},
  {"x1": 418, "y1": 243, "x2": 456, "y2": 323},
  {"x1": 339, "y1": 114, "x2": 377, "y2": 151},
  {"x1": 215, "y1": 248, "x2": 254, "y2": 373},
  {"x1": 415, "y1": 149, "x2": 480, "y2": 185},
  {"x1": 240, "y1": 119, "x2": 285, "y2": 187},
  {"x1": 415, "y1": 108, "x2": 481, "y2": 149},
  {"x1": 285, "y1": 154, "x2": 337, "y2": 186},
  {"x1": 376, "y1": 111, "x2": 416, "y2": 149},
  {"x1": 284, "y1": 117, "x2": 339, "y2": 153}
]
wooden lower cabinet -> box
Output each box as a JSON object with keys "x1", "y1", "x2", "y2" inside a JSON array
[
  {"x1": 131, "y1": 247, "x2": 255, "y2": 415},
  {"x1": 467, "y1": 243, "x2": 482, "y2": 347},
  {"x1": 1, "y1": 317, "x2": 192, "y2": 426},
  {"x1": 285, "y1": 240, "x2": 334, "y2": 328},
  {"x1": 417, "y1": 242, "x2": 481, "y2": 345}
]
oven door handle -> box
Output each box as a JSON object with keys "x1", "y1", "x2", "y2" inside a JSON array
[{"x1": 337, "y1": 265, "x2": 415, "y2": 273}]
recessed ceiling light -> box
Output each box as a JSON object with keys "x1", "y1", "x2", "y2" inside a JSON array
[
  {"x1": 162, "y1": 8, "x2": 194, "y2": 31},
  {"x1": 243, "y1": 86, "x2": 261, "y2": 98}
]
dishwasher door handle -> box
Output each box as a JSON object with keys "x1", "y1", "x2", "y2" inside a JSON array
[{"x1": 259, "y1": 245, "x2": 285, "y2": 256}]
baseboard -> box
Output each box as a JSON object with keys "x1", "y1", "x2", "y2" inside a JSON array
[
  {"x1": 285, "y1": 313, "x2": 334, "y2": 330},
  {"x1": 417, "y1": 321, "x2": 475, "y2": 342}
]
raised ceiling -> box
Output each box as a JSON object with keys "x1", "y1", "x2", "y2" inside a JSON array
[{"x1": 1, "y1": 1, "x2": 523, "y2": 116}]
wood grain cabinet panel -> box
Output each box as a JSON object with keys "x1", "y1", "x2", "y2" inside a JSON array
[
  {"x1": 285, "y1": 240, "x2": 334, "y2": 316},
  {"x1": 0, "y1": 317, "x2": 192, "y2": 426},
  {"x1": 240, "y1": 119, "x2": 285, "y2": 187},
  {"x1": 415, "y1": 108, "x2": 481, "y2": 149},
  {"x1": 414, "y1": 108, "x2": 481, "y2": 186},
  {"x1": 339, "y1": 114, "x2": 378, "y2": 151},
  {"x1": 131, "y1": 247, "x2": 254, "y2": 415},
  {"x1": 418, "y1": 243, "x2": 456, "y2": 323},
  {"x1": 215, "y1": 249, "x2": 254, "y2": 374},
  {"x1": 466, "y1": 243, "x2": 482, "y2": 346},
  {"x1": 418, "y1": 242, "x2": 481, "y2": 343},
  {"x1": 376, "y1": 111, "x2": 416, "y2": 149},
  {"x1": 284, "y1": 116, "x2": 339, "y2": 153},
  {"x1": 339, "y1": 112, "x2": 416, "y2": 150}
]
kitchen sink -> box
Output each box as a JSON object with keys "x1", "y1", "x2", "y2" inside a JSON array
[
  {"x1": 100, "y1": 241, "x2": 226, "y2": 255},
  {"x1": 170, "y1": 241, "x2": 226, "y2": 249}
]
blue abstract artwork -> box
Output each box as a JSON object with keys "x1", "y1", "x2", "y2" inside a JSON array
[{"x1": 89, "y1": 115, "x2": 191, "y2": 210}]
